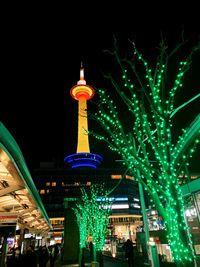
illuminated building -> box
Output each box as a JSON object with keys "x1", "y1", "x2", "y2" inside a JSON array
[
  {"x1": 0, "y1": 122, "x2": 52, "y2": 265},
  {"x1": 35, "y1": 165, "x2": 142, "y2": 218},
  {"x1": 34, "y1": 164, "x2": 143, "y2": 242},
  {"x1": 64, "y1": 64, "x2": 102, "y2": 168}
]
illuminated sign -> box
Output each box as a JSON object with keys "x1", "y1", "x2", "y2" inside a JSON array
[
  {"x1": 132, "y1": 204, "x2": 141, "y2": 209},
  {"x1": 0, "y1": 213, "x2": 18, "y2": 224},
  {"x1": 97, "y1": 197, "x2": 128, "y2": 202},
  {"x1": 7, "y1": 238, "x2": 14, "y2": 243},
  {"x1": 24, "y1": 234, "x2": 36, "y2": 239},
  {"x1": 54, "y1": 237, "x2": 62, "y2": 241},
  {"x1": 112, "y1": 204, "x2": 129, "y2": 209},
  {"x1": 185, "y1": 208, "x2": 197, "y2": 218},
  {"x1": 102, "y1": 204, "x2": 129, "y2": 209}
]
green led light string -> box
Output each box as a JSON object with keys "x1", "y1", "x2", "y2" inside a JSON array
[
  {"x1": 88, "y1": 39, "x2": 200, "y2": 265},
  {"x1": 73, "y1": 185, "x2": 112, "y2": 263}
]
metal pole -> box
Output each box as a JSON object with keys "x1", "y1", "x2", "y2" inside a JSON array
[
  {"x1": 138, "y1": 181, "x2": 154, "y2": 266},
  {"x1": 0, "y1": 236, "x2": 8, "y2": 267},
  {"x1": 138, "y1": 179, "x2": 160, "y2": 267}
]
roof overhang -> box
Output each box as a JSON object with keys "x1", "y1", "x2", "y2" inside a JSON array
[{"x1": 0, "y1": 122, "x2": 52, "y2": 234}]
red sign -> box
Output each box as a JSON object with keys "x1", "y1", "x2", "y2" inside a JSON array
[{"x1": 0, "y1": 213, "x2": 18, "y2": 224}]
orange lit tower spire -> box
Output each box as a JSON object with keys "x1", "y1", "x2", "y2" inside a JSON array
[
  {"x1": 64, "y1": 64, "x2": 102, "y2": 168},
  {"x1": 71, "y1": 63, "x2": 94, "y2": 154}
]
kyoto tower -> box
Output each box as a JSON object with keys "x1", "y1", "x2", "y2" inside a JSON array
[{"x1": 64, "y1": 64, "x2": 102, "y2": 168}]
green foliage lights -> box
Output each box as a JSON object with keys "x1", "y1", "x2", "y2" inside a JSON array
[
  {"x1": 89, "y1": 39, "x2": 200, "y2": 264},
  {"x1": 73, "y1": 195, "x2": 89, "y2": 249},
  {"x1": 73, "y1": 185, "x2": 112, "y2": 252}
]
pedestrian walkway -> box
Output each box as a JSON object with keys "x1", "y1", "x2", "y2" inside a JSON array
[
  {"x1": 53, "y1": 256, "x2": 130, "y2": 267},
  {"x1": 51, "y1": 250, "x2": 147, "y2": 267},
  {"x1": 54, "y1": 264, "x2": 91, "y2": 267},
  {"x1": 54, "y1": 259, "x2": 128, "y2": 267},
  {"x1": 51, "y1": 260, "x2": 91, "y2": 266}
]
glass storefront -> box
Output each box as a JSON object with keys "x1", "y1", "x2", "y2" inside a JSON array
[{"x1": 184, "y1": 191, "x2": 200, "y2": 258}]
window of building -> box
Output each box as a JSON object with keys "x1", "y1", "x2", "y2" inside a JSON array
[
  {"x1": 52, "y1": 182, "x2": 56, "y2": 187},
  {"x1": 40, "y1": 189, "x2": 45, "y2": 194},
  {"x1": 46, "y1": 182, "x2": 50, "y2": 186},
  {"x1": 87, "y1": 181, "x2": 91, "y2": 186},
  {"x1": 111, "y1": 175, "x2": 122, "y2": 179},
  {"x1": 125, "y1": 175, "x2": 135, "y2": 181}
]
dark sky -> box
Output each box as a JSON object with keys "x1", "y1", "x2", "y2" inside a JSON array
[{"x1": 1, "y1": 7, "x2": 200, "y2": 173}]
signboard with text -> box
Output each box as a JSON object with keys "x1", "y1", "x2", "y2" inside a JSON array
[
  {"x1": 0, "y1": 213, "x2": 18, "y2": 226},
  {"x1": 0, "y1": 213, "x2": 18, "y2": 236}
]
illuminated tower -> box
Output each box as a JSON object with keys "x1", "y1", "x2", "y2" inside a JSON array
[{"x1": 64, "y1": 64, "x2": 102, "y2": 168}]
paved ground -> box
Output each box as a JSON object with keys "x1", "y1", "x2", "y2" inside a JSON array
[
  {"x1": 53, "y1": 257, "x2": 129, "y2": 266},
  {"x1": 51, "y1": 255, "x2": 148, "y2": 267},
  {"x1": 47, "y1": 249, "x2": 148, "y2": 267}
]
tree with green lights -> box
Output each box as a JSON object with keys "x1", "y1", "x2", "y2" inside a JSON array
[
  {"x1": 74, "y1": 185, "x2": 112, "y2": 266},
  {"x1": 73, "y1": 189, "x2": 90, "y2": 266},
  {"x1": 89, "y1": 38, "x2": 200, "y2": 266}
]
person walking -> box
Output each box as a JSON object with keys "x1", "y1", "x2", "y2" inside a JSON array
[
  {"x1": 38, "y1": 246, "x2": 49, "y2": 267},
  {"x1": 14, "y1": 247, "x2": 24, "y2": 267},
  {"x1": 24, "y1": 246, "x2": 37, "y2": 267},
  {"x1": 124, "y1": 239, "x2": 135, "y2": 267},
  {"x1": 49, "y1": 246, "x2": 55, "y2": 267}
]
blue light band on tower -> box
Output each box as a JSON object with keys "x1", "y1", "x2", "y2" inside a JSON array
[{"x1": 64, "y1": 153, "x2": 103, "y2": 168}]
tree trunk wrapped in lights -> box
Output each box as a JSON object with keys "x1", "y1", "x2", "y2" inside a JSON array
[
  {"x1": 73, "y1": 185, "x2": 112, "y2": 265},
  {"x1": 73, "y1": 188, "x2": 91, "y2": 266},
  {"x1": 89, "y1": 39, "x2": 200, "y2": 265}
]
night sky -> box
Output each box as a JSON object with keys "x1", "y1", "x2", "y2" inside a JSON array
[{"x1": 1, "y1": 7, "x2": 200, "y2": 173}]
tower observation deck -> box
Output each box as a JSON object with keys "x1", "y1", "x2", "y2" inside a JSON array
[{"x1": 64, "y1": 64, "x2": 102, "y2": 168}]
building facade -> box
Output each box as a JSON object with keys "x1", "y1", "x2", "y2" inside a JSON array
[{"x1": 34, "y1": 162, "x2": 144, "y2": 244}]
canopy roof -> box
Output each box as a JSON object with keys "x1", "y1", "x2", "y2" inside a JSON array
[{"x1": 0, "y1": 122, "x2": 52, "y2": 234}]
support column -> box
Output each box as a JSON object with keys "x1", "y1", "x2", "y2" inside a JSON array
[
  {"x1": 138, "y1": 181, "x2": 160, "y2": 267},
  {"x1": 18, "y1": 226, "x2": 25, "y2": 251},
  {"x1": 0, "y1": 236, "x2": 8, "y2": 267},
  {"x1": 63, "y1": 199, "x2": 79, "y2": 264}
]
